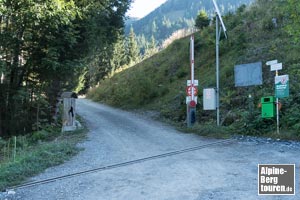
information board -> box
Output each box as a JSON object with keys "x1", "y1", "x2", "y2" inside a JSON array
[{"x1": 234, "y1": 62, "x2": 263, "y2": 87}]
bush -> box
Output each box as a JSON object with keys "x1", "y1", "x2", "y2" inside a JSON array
[
  {"x1": 31, "y1": 130, "x2": 49, "y2": 142},
  {"x1": 230, "y1": 110, "x2": 276, "y2": 136}
]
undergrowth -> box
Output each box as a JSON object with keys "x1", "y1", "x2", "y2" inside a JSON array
[{"x1": 0, "y1": 119, "x2": 87, "y2": 191}]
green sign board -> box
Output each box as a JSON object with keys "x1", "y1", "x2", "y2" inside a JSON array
[{"x1": 275, "y1": 75, "x2": 289, "y2": 98}]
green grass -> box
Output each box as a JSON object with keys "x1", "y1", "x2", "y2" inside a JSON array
[
  {"x1": 0, "y1": 123, "x2": 87, "y2": 191},
  {"x1": 178, "y1": 123, "x2": 231, "y2": 139}
]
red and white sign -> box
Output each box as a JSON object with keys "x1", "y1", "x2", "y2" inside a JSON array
[{"x1": 186, "y1": 86, "x2": 198, "y2": 96}]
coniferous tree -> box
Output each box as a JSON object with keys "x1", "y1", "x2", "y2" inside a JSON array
[
  {"x1": 144, "y1": 35, "x2": 158, "y2": 58},
  {"x1": 127, "y1": 26, "x2": 140, "y2": 65},
  {"x1": 110, "y1": 35, "x2": 127, "y2": 76},
  {"x1": 195, "y1": 10, "x2": 210, "y2": 29}
]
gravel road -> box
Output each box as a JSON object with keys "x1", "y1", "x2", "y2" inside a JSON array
[{"x1": 3, "y1": 98, "x2": 300, "y2": 200}]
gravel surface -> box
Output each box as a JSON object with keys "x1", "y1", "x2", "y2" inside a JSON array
[{"x1": 2, "y1": 98, "x2": 300, "y2": 200}]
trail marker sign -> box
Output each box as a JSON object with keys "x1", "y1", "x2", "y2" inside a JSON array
[
  {"x1": 266, "y1": 60, "x2": 278, "y2": 66},
  {"x1": 275, "y1": 75, "x2": 289, "y2": 98},
  {"x1": 271, "y1": 63, "x2": 283, "y2": 71}
]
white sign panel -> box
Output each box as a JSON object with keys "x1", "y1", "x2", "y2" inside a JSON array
[
  {"x1": 271, "y1": 63, "x2": 282, "y2": 71},
  {"x1": 266, "y1": 60, "x2": 278, "y2": 66},
  {"x1": 187, "y1": 80, "x2": 199, "y2": 86},
  {"x1": 186, "y1": 96, "x2": 198, "y2": 104},
  {"x1": 203, "y1": 88, "x2": 216, "y2": 110}
]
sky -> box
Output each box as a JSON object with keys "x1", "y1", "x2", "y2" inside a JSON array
[{"x1": 127, "y1": 0, "x2": 167, "y2": 19}]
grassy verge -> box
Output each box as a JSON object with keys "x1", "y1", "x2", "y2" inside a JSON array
[
  {"x1": 0, "y1": 120, "x2": 88, "y2": 191},
  {"x1": 178, "y1": 123, "x2": 231, "y2": 139},
  {"x1": 135, "y1": 109, "x2": 300, "y2": 141}
]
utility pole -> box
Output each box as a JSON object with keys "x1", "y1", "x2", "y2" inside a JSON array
[{"x1": 213, "y1": 0, "x2": 227, "y2": 126}]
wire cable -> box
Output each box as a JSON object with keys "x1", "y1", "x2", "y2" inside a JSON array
[{"x1": 7, "y1": 139, "x2": 234, "y2": 191}]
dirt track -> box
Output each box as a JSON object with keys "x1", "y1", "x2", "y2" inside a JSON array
[{"x1": 7, "y1": 99, "x2": 300, "y2": 200}]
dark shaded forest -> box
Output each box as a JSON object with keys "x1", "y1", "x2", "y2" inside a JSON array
[{"x1": 0, "y1": 0, "x2": 132, "y2": 137}]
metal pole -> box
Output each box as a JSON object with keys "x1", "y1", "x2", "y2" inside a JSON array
[
  {"x1": 191, "y1": 35, "x2": 195, "y2": 101},
  {"x1": 276, "y1": 70, "x2": 280, "y2": 134},
  {"x1": 276, "y1": 97, "x2": 279, "y2": 134},
  {"x1": 216, "y1": 16, "x2": 220, "y2": 126},
  {"x1": 187, "y1": 35, "x2": 195, "y2": 128}
]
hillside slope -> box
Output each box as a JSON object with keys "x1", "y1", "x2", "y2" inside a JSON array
[
  {"x1": 126, "y1": 0, "x2": 253, "y2": 44},
  {"x1": 88, "y1": 0, "x2": 300, "y2": 137}
]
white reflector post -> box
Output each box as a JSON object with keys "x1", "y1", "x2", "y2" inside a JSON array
[{"x1": 1, "y1": 72, "x2": 4, "y2": 84}]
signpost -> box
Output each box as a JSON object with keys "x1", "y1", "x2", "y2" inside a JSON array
[
  {"x1": 266, "y1": 60, "x2": 289, "y2": 134},
  {"x1": 186, "y1": 35, "x2": 198, "y2": 127}
]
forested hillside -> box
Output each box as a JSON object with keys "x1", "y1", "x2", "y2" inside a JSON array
[
  {"x1": 89, "y1": 0, "x2": 300, "y2": 138},
  {"x1": 126, "y1": 0, "x2": 253, "y2": 49},
  {"x1": 0, "y1": 0, "x2": 132, "y2": 137}
]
